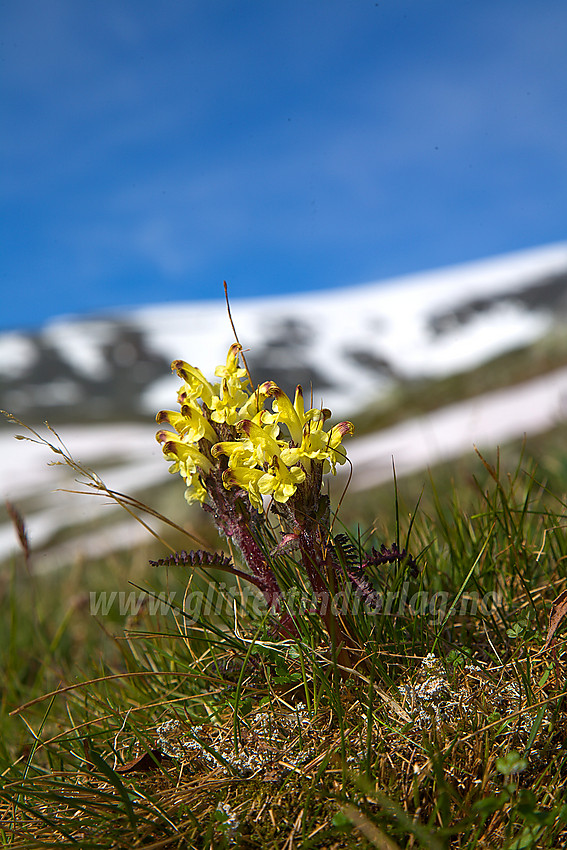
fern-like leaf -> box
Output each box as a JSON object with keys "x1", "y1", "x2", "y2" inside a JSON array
[{"x1": 149, "y1": 549, "x2": 234, "y2": 569}]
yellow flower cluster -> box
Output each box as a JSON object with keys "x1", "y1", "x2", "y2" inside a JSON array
[{"x1": 156, "y1": 344, "x2": 354, "y2": 511}]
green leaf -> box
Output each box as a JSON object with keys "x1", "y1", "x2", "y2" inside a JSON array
[
  {"x1": 332, "y1": 810, "x2": 352, "y2": 831},
  {"x1": 87, "y1": 744, "x2": 137, "y2": 828},
  {"x1": 496, "y1": 751, "x2": 527, "y2": 775},
  {"x1": 471, "y1": 795, "x2": 507, "y2": 817}
]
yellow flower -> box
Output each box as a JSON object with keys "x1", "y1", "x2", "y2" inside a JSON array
[
  {"x1": 172, "y1": 360, "x2": 215, "y2": 408},
  {"x1": 217, "y1": 417, "x2": 306, "y2": 508},
  {"x1": 156, "y1": 346, "x2": 353, "y2": 508},
  {"x1": 182, "y1": 472, "x2": 208, "y2": 504},
  {"x1": 238, "y1": 381, "x2": 279, "y2": 422},
  {"x1": 213, "y1": 343, "x2": 248, "y2": 387},
  {"x1": 156, "y1": 404, "x2": 218, "y2": 444},
  {"x1": 211, "y1": 437, "x2": 256, "y2": 470},
  {"x1": 266, "y1": 384, "x2": 353, "y2": 474},
  {"x1": 209, "y1": 383, "x2": 249, "y2": 425},
  {"x1": 267, "y1": 385, "x2": 329, "y2": 445},
  {"x1": 156, "y1": 430, "x2": 212, "y2": 487},
  {"x1": 321, "y1": 421, "x2": 355, "y2": 473},
  {"x1": 236, "y1": 419, "x2": 284, "y2": 464},
  {"x1": 208, "y1": 346, "x2": 260, "y2": 426},
  {"x1": 222, "y1": 453, "x2": 306, "y2": 510},
  {"x1": 257, "y1": 455, "x2": 306, "y2": 503},
  {"x1": 222, "y1": 466, "x2": 265, "y2": 511}
]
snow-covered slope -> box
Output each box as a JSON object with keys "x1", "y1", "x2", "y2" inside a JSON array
[
  {"x1": 2, "y1": 242, "x2": 567, "y2": 423},
  {"x1": 2, "y1": 242, "x2": 567, "y2": 566},
  {"x1": 3, "y1": 362, "x2": 567, "y2": 570}
]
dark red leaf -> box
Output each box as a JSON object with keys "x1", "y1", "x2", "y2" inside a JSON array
[{"x1": 115, "y1": 748, "x2": 170, "y2": 773}]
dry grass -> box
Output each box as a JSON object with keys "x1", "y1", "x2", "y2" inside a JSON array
[{"x1": 2, "y1": 435, "x2": 567, "y2": 848}]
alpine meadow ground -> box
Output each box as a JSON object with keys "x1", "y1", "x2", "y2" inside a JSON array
[{"x1": 2, "y1": 335, "x2": 567, "y2": 849}]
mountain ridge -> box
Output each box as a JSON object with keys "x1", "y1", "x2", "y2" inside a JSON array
[
  {"x1": 2, "y1": 242, "x2": 567, "y2": 566},
  {"x1": 2, "y1": 242, "x2": 567, "y2": 425}
]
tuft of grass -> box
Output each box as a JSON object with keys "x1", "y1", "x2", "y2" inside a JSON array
[{"x1": 2, "y1": 426, "x2": 567, "y2": 846}]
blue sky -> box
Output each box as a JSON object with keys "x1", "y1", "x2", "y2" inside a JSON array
[{"x1": 2, "y1": 0, "x2": 567, "y2": 331}]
